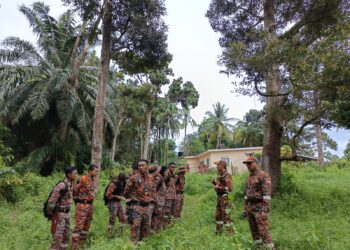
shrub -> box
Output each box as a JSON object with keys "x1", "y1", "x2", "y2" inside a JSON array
[{"x1": 0, "y1": 157, "x2": 24, "y2": 202}]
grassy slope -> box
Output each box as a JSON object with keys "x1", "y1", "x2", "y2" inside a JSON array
[{"x1": 0, "y1": 166, "x2": 349, "y2": 250}]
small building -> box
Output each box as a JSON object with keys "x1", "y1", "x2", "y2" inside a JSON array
[{"x1": 185, "y1": 147, "x2": 263, "y2": 174}]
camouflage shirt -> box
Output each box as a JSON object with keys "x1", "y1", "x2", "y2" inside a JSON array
[
  {"x1": 215, "y1": 171, "x2": 232, "y2": 195},
  {"x1": 74, "y1": 175, "x2": 95, "y2": 201},
  {"x1": 151, "y1": 172, "x2": 163, "y2": 201},
  {"x1": 124, "y1": 172, "x2": 155, "y2": 203},
  {"x1": 176, "y1": 173, "x2": 186, "y2": 193},
  {"x1": 244, "y1": 169, "x2": 271, "y2": 207},
  {"x1": 164, "y1": 169, "x2": 176, "y2": 199},
  {"x1": 48, "y1": 178, "x2": 73, "y2": 212}
]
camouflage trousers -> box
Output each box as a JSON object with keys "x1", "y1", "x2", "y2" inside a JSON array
[
  {"x1": 130, "y1": 205, "x2": 151, "y2": 243},
  {"x1": 107, "y1": 201, "x2": 126, "y2": 232},
  {"x1": 216, "y1": 195, "x2": 233, "y2": 234},
  {"x1": 71, "y1": 203, "x2": 93, "y2": 249},
  {"x1": 247, "y1": 202, "x2": 273, "y2": 246},
  {"x1": 174, "y1": 193, "x2": 184, "y2": 218},
  {"x1": 151, "y1": 202, "x2": 164, "y2": 230},
  {"x1": 164, "y1": 199, "x2": 176, "y2": 225},
  {"x1": 50, "y1": 211, "x2": 70, "y2": 250}
]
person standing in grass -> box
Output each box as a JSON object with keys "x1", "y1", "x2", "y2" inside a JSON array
[
  {"x1": 125, "y1": 163, "x2": 139, "y2": 225},
  {"x1": 163, "y1": 163, "x2": 177, "y2": 226},
  {"x1": 149, "y1": 165, "x2": 164, "y2": 232},
  {"x1": 104, "y1": 173, "x2": 127, "y2": 236},
  {"x1": 124, "y1": 159, "x2": 155, "y2": 243},
  {"x1": 47, "y1": 166, "x2": 77, "y2": 250},
  {"x1": 212, "y1": 160, "x2": 234, "y2": 235},
  {"x1": 71, "y1": 164, "x2": 98, "y2": 249},
  {"x1": 174, "y1": 166, "x2": 188, "y2": 218},
  {"x1": 243, "y1": 156, "x2": 274, "y2": 249}
]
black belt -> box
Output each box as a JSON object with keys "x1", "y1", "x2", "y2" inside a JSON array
[
  {"x1": 108, "y1": 198, "x2": 121, "y2": 202},
  {"x1": 57, "y1": 207, "x2": 70, "y2": 213},
  {"x1": 131, "y1": 201, "x2": 150, "y2": 207},
  {"x1": 216, "y1": 191, "x2": 228, "y2": 196},
  {"x1": 177, "y1": 191, "x2": 184, "y2": 194},
  {"x1": 246, "y1": 197, "x2": 263, "y2": 202},
  {"x1": 75, "y1": 199, "x2": 94, "y2": 204}
]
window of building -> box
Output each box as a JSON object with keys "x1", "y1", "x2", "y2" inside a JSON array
[
  {"x1": 221, "y1": 156, "x2": 230, "y2": 166},
  {"x1": 206, "y1": 158, "x2": 209, "y2": 166}
]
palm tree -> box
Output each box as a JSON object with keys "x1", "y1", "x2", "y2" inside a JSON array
[
  {"x1": 0, "y1": 3, "x2": 99, "y2": 170},
  {"x1": 233, "y1": 121, "x2": 264, "y2": 147},
  {"x1": 155, "y1": 98, "x2": 182, "y2": 164},
  {"x1": 203, "y1": 102, "x2": 236, "y2": 149}
]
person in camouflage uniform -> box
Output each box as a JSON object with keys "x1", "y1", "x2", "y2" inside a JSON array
[
  {"x1": 71, "y1": 164, "x2": 98, "y2": 250},
  {"x1": 163, "y1": 163, "x2": 177, "y2": 226},
  {"x1": 243, "y1": 156, "x2": 274, "y2": 249},
  {"x1": 212, "y1": 160, "x2": 233, "y2": 235},
  {"x1": 48, "y1": 166, "x2": 77, "y2": 250},
  {"x1": 174, "y1": 166, "x2": 188, "y2": 218},
  {"x1": 149, "y1": 165, "x2": 165, "y2": 231},
  {"x1": 105, "y1": 173, "x2": 127, "y2": 236},
  {"x1": 125, "y1": 163, "x2": 139, "y2": 225},
  {"x1": 124, "y1": 159, "x2": 155, "y2": 243}
]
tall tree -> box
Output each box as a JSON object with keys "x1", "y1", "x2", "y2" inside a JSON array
[
  {"x1": 203, "y1": 102, "x2": 236, "y2": 149},
  {"x1": 207, "y1": 0, "x2": 347, "y2": 191},
  {"x1": 65, "y1": 0, "x2": 169, "y2": 187},
  {"x1": 167, "y1": 77, "x2": 199, "y2": 155},
  {"x1": 0, "y1": 3, "x2": 99, "y2": 173},
  {"x1": 233, "y1": 109, "x2": 264, "y2": 147},
  {"x1": 155, "y1": 98, "x2": 182, "y2": 164},
  {"x1": 90, "y1": 0, "x2": 112, "y2": 188}
]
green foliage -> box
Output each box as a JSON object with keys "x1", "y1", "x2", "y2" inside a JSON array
[
  {"x1": 344, "y1": 140, "x2": 350, "y2": 159},
  {"x1": 0, "y1": 158, "x2": 23, "y2": 202},
  {"x1": 184, "y1": 133, "x2": 206, "y2": 156},
  {"x1": 233, "y1": 109, "x2": 264, "y2": 147},
  {"x1": 202, "y1": 102, "x2": 236, "y2": 149},
  {"x1": 276, "y1": 165, "x2": 298, "y2": 196},
  {"x1": 0, "y1": 123, "x2": 13, "y2": 164}
]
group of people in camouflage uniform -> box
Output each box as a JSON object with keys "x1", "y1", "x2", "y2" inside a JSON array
[
  {"x1": 47, "y1": 155, "x2": 274, "y2": 249},
  {"x1": 123, "y1": 160, "x2": 188, "y2": 243},
  {"x1": 47, "y1": 160, "x2": 188, "y2": 249},
  {"x1": 47, "y1": 164, "x2": 99, "y2": 250},
  {"x1": 212, "y1": 156, "x2": 275, "y2": 249}
]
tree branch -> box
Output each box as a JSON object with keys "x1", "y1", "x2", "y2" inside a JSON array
[{"x1": 254, "y1": 81, "x2": 290, "y2": 97}]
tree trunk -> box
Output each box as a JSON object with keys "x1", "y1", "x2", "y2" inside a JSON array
[
  {"x1": 91, "y1": 0, "x2": 112, "y2": 192},
  {"x1": 184, "y1": 122, "x2": 188, "y2": 156},
  {"x1": 315, "y1": 121, "x2": 324, "y2": 166},
  {"x1": 165, "y1": 130, "x2": 169, "y2": 165},
  {"x1": 262, "y1": 0, "x2": 284, "y2": 193},
  {"x1": 216, "y1": 133, "x2": 221, "y2": 149},
  {"x1": 153, "y1": 128, "x2": 159, "y2": 163},
  {"x1": 139, "y1": 126, "x2": 144, "y2": 159},
  {"x1": 110, "y1": 117, "x2": 125, "y2": 161},
  {"x1": 313, "y1": 91, "x2": 324, "y2": 166},
  {"x1": 183, "y1": 112, "x2": 188, "y2": 156},
  {"x1": 58, "y1": 121, "x2": 69, "y2": 143},
  {"x1": 143, "y1": 109, "x2": 152, "y2": 159}
]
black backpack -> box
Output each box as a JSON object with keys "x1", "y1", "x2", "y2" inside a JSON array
[
  {"x1": 103, "y1": 181, "x2": 114, "y2": 205},
  {"x1": 43, "y1": 181, "x2": 68, "y2": 220},
  {"x1": 103, "y1": 181, "x2": 125, "y2": 205}
]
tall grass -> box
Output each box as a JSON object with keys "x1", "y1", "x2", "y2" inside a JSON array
[{"x1": 0, "y1": 164, "x2": 349, "y2": 249}]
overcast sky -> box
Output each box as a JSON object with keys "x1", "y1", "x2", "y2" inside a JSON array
[{"x1": 0, "y1": 0, "x2": 348, "y2": 156}]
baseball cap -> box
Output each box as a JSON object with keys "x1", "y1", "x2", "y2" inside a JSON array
[{"x1": 243, "y1": 156, "x2": 257, "y2": 164}]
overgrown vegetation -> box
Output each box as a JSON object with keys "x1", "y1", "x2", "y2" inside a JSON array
[{"x1": 1, "y1": 162, "x2": 349, "y2": 249}]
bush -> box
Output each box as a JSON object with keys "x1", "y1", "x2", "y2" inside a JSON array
[
  {"x1": 0, "y1": 157, "x2": 24, "y2": 202},
  {"x1": 276, "y1": 166, "x2": 298, "y2": 196},
  {"x1": 328, "y1": 158, "x2": 350, "y2": 169}
]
